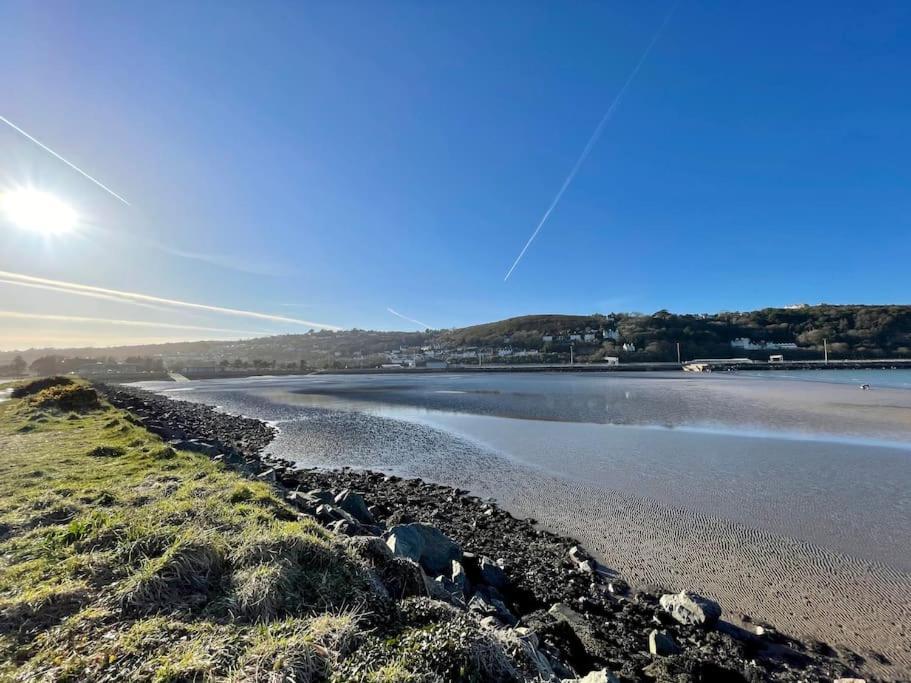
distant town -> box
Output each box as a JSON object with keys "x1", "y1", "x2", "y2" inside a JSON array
[{"x1": 3, "y1": 304, "x2": 911, "y2": 379}]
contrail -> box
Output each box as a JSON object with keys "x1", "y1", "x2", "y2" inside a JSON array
[
  {"x1": 0, "y1": 270, "x2": 342, "y2": 330},
  {"x1": 0, "y1": 115, "x2": 131, "y2": 205},
  {"x1": 387, "y1": 307, "x2": 430, "y2": 330},
  {"x1": 503, "y1": 2, "x2": 678, "y2": 281},
  {"x1": 0, "y1": 311, "x2": 268, "y2": 336}
]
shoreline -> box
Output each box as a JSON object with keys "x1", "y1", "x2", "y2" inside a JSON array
[
  {"x1": 88, "y1": 359, "x2": 911, "y2": 383},
  {"x1": 97, "y1": 382, "x2": 896, "y2": 681}
]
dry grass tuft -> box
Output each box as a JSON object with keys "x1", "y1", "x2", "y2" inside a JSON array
[
  {"x1": 231, "y1": 618, "x2": 330, "y2": 683},
  {"x1": 232, "y1": 560, "x2": 299, "y2": 622},
  {"x1": 119, "y1": 536, "x2": 226, "y2": 613},
  {"x1": 87, "y1": 445, "x2": 127, "y2": 458},
  {"x1": 11, "y1": 376, "x2": 73, "y2": 398},
  {"x1": 0, "y1": 582, "x2": 91, "y2": 640},
  {"x1": 31, "y1": 384, "x2": 100, "y2": 412}
]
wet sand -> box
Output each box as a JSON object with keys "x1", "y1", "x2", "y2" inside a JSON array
[{"x1": 137, "y1": 372, "x2": 911, "y2": 679}]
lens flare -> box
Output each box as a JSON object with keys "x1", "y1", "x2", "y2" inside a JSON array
[{"x1": 1, "y1": 188, "x2": 78, "y2": 235}]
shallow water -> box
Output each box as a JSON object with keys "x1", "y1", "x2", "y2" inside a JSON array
[{"x1": 136, "y1": 371, "x2": 911, "y2": 673}]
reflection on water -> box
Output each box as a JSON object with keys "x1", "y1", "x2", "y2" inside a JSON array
[{"x1": 136, "y1": 372, "x2": 911, "y2": 569}]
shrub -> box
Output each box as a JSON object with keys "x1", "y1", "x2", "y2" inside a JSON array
[
  {"x1": 31, "y1": 384, "x2": 100, "y2": 412},
  {"x1": 88, "y1": 445, "x2": 127, "y2": 458},
  {"x1": 11, "y1": 376, "x2": 73, "y2": 398}
]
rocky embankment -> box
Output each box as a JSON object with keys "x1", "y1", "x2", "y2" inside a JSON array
[{"x1": 98, "y1": 384, "x2": 875, "y2": 682}]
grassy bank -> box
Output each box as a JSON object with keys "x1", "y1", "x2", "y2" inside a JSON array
[{"x1": 0, "y1": 380, "x2": 527, "y2": 682}]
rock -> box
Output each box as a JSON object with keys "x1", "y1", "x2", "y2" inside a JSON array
[
  {"x1": 450, "y1": 559, "x2": 471, "y2": 595},
  {"x1": 659, "y1": 590, "x2": 722, "y2": 628},
  {"x1": 648, "y1": 629, "x2": 681, "y2": 656},
  {"x1": 562, "y1": 670, "x2": 620, "y2": 683},
  {"x1": 384, "y1": 523, "x2": 461, "y2": 576},
  {"x1": 607, "y1": 579, "x2": 628, "y2": 595},
  {"x1": 468, "y1": 588, "x2": 517, "y2": 626},
  {"x1": 426, "y1": 574, "x2": 466, "y2": 606},
  {"x1": 345, "y1": 535, "x2": 426, "y2": 599},
  {"x1": 286, "y1": 491, "x2": 320, "y2": 513},
  {"x1": 307, "y1": 489, "x2": 336, "y2": 504},
  {"x1": 334, "y1": 489, "x2": 374, "y2": 524},
  {"x1": 315, "y1": 503, "x2": 357, "y2": 526},
  {"x1": 255, "y1": 468, "x2": 276, "y2": 481},
  {"x1": 548, "y1": 602, "x2": 611, "y2": 662},
  {"x1": 479, "y1": 555, "x2": 507, "y2": 589},
  {"x1": 568, "y1": 545, "x2": 591, "y2": 565},
  {"x1": 327, "y1": 518, "x2": 362, "y2": 536},
  {"x1": 514, "y1": 630, "x2": 556, "y2": 680}
]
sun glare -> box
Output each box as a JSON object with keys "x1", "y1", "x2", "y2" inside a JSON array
[{"x1": 0, "y1": 188, "x2": 78, "y2": 235}]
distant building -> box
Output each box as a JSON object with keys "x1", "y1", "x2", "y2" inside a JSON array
[
  {"x1": 769, "y1": 354, "x2": 784, "y2": 363},
  {"x1": 75, "y1": 363, "x2": 144, "y2": 377},
  {"x1": 583, "y1": 333, "x2": 596, "y2": 342},
  {"x1": 421, "y1": 359, "x2": 447, "y2": 369},
  {"x1": 730, "y1": 338, "x2": 762, "y2": 350},
  {"x1": 542, "y1": 335, "x2": 554, "y2": 342},
  {"x1": 603, "y1": 356, "x2": 619, "y2": 366},
  {"x1": 602, "y1": 328, "x2": 620, "y2": 341},
  {"x1": 569, "y1": 334, "x2": 582, "y2": 342},
  {"x1": 731, "y1": 338, "x2": 798, "y2": 351},
  {"x1": 622, "y1": 343, "x2": 636, "y2": 352}
]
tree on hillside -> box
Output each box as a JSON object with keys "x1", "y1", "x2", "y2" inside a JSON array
[
  {"x1": 29, "y1": 356, "x2": 61, "y2": 376},
  {"x1": 11, "y1": 356, "x2": 27, "y2": 376}
]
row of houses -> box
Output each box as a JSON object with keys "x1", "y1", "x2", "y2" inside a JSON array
[
  {"x1": 542, "y1": 328, "x2": 621, "y2": 344},
  {"x1": 730, "y1": 338, "x2": 799, "y2": 351}
]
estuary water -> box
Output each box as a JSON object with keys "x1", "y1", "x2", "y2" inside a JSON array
[{"x1": 135, "y1": 370, "x2": 911, "y2": 675}]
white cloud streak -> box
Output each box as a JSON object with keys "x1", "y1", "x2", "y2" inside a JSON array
[
  {"x1": 0, "y1": 115, "x2": 131, "y2": 205},
  {"x1": 0, "y1": 278, "x2": 180, "y2": 316},
  {"x1": 503, "y1": 2, "x2": 678, "y2": 281},
  {"x1": 387, "y1": 307, "x2": 430, "y2": 330},
  {"x1": 0, "y1": 270, "x2": 342, "y2": 330},
  {"x1": 0, "y1": 310, "x2": 268, "y2": 336}
]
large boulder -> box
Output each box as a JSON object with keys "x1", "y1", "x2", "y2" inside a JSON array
[
  {"x1": 384, "y1": 523, "x2": 461, "y2": 576},
  {"x1": 334, "y1": 489, "x2": 375, "y2": 524},
  {"x1": 659, "y1": 590, "x2": 722, "y2": 628}
]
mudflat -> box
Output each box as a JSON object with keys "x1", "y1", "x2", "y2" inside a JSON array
[{"x1": 137, "y1": 371, "x2": 911, "y2": 678}]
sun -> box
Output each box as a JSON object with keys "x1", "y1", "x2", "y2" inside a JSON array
[{"x1": 0, "y1": 188, "x2": 78, "y2": 235}]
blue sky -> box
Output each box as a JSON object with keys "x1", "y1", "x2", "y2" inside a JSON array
[{"x1": 1, "y1": 1, "x2": 909, "y2": 349}]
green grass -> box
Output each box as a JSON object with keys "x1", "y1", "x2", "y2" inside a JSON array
[
  {"x1": 0, "y1": 382, "x2": 534, "y2": 682},
  {"x1": 0, "y1": 382, "x2": 380, "y2": 681}
]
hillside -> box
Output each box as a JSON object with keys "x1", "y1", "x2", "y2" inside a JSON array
[{"x1": 3, "y1": 305, "x2": 911, "y2": 368}]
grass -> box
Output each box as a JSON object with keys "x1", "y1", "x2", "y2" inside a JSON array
[{"x1": 0, "y1": 380, "x2": 534, "y2": 682}]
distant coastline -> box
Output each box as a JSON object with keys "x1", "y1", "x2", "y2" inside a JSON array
[{"x1": 165, "y1": 358, "x2": 911, "y2": 381}]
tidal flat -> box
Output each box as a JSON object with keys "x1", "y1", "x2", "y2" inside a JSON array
[{"x1": 137, "y1": 371, "x2": 911, "y2": 678}]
